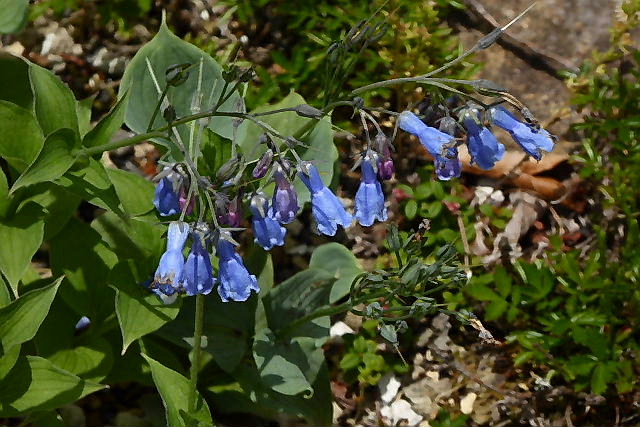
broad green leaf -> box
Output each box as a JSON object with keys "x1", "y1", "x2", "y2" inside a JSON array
[
  {"x1": 11, "y1": 128, "x2": 77, "y2": 193},
  {"x1": 253, "y1": 327, "x2": 325, "y2": 396},
  {"x1": 237, "y1": 91, "x2": 336, "y2": 204},
  {"x1": 106, "y1": 168, "x2": 155, "y2": 216},
  {"x1": 0, "y1": 277, "x2": 62, "y2": 354},
  {"x1": 29, "y1": 63, "x2": 79, "y2": 136},
  {"x1": 0, "y1": 344, "x2": 20, "y2": 379},
  {"x1": 0, "y1": 355, "x2": 104, "y2": 416},
  {"x1": 199, "y1": 128, "x2": 232, "y2": 177},
  {"x1": 591, "y1": 362, "x2": 618, "y2": 395},
  {"x1": 0, "y1": 0, "x2": 28, "y2": 34},
  {"x1": 16, "y1": 183, "x2": 80, "y2": 240},
  {"x1": 0, "y1": 275, "x2": 10, "y2": 307},
  {"x1": 309, "y1": 242, "x2": 363, "y2": 303},
  {"x1": 0, "y1": 100, "x2": 44, "y2": 171},
  {"x1": 0, "y1": 169, "x2": 8, "y2": 218},
  {"x1": 213, "y1": 358, "x2": 333, "y2": 425},
  {"x1": 142, "y1": 353, "x2": 213, "y2": 427},
  {"x1": 92, "y1": 211, "x2": 164, "y2": 260},
  {"x1": 48, "y1": 337, "x2": 114, "y2": 383},
  {"x1": 0, "y1": 205, "x2": 44, "y2": 295},
  {"x1": 56, "y1": 158, "x2": 124, "y2": 215},
  {"x1": 110, "y1": 260, "x2": 181, "y2": 355},
  {"x1": 485, "y1": 299, "x2": 508, "y2": 321},
  {"x1": 50, "y1": 218, "x2": 118, "y2": 319},
  {"x1": 76, "y1": 94, "x2": 97, "y2": 137},
  {"x1": 119, "y1": 17, "x2": 240, "y2": 149},
  {"x1": 83, "y1": 92, "x2": 129, "y2": 148},
  {"x1": 0, "y1": 52, "x2": 32, "y2": 108},
  {"x1": 263, "y1": 268, "x2": 334, "y2": 337}
]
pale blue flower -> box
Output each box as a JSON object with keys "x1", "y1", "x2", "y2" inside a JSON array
[
  {"x1": 490, "y1": 107, "x2": 554, "y2": 160},
  {"x1": 464, "y1": 118, "x2": 505, "y2": 169},
  {"x1": 355, "y1": 156, "x2": 388, "y2": 226},
  {"x1": 217, "y1": 239, "x2": 260, "y2": 302}
]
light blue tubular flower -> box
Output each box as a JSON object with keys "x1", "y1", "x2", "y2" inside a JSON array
[
  {"x1": 153, "y1": 222, "x2": 190, "y2": 295},
  {"x1": 182, "y1": 232, "x2": 216, "y2": 296},
  {"x1": 490, "y1": 106, "x2": 555, "y2": 160},
  {"x1": 217, "y1": 239, "x2": 260, "y2": 302},
  {"x1": 271, "y1": 165, "x2": 299, "y2": 224},
  {"x1": 154, "y1": 176, "x2": 181, "y2": 216},
  {"x1": 251, "y1": 193, "x2": 286, "y2": 250},
  {"x1": 355, "y1": 155, "x2": 388, "y2": 226},
  {"x1": 298, "y1": 161, "x2": 353, "y2": 236},
  {"x1": 398, "y1": 111, "x2": 455, "y2": 157},
  {"x1": 464, "y1": 118, "x2": 505, "y2": 169}
]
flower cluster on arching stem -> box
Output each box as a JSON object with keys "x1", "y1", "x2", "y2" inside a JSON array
[{"x1": 145, "y1": 68, "x2": 556, "y2": 305}]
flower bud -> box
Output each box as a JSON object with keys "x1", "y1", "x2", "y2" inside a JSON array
[
  {"x1": 252, "y1": 149, "x2": 273, "y2": 179},
  {"x1": 166, "y1": 63, "x2": 191, "y2": 87}
]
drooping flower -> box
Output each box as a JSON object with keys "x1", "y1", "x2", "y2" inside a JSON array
[
  {"x1": 464, "y1": 117, "x2": 506, "y2": 170},
  {"x1": 490, "y1": 106, "x2": 555, "y2": 160},
  {"x1": 251, "y1": 193, "x2": 286, "y2": 250},
  {"x1": 154, "y1": 176, "x2": 181, "y2": 216},
  {"x1": 298, "y1": 162, "x2": 353, "y2": 236},
  {"x1": 434, "y1": 147, "x2": 462, "y2": 181},
  {"x1": 271, "y1": 165, "x2": 299, "y2": 224},
  {"x1": 398, "y1": 111, "x2": 455, "y2": 157},
  {"x1": 355, "y1": 155, "x2": 388, "y2": 226},
  {"x1": 374, "y1": 133, "x2": 395, "y2": 180},
  {"x1": 153, "y1": 221, "x2": 190, "y2": 295},
  {"x1": 217, "y1": 238, "x2": 260, "y2": 302},
  {"x1": 178, "y1": 186, "x2": 195, "y2": 216},
  {"x1": 182, "y1": 231, "x2": 215, "y2": 296}
]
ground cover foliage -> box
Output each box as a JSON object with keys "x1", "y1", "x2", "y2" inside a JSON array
[{"x1": 0, "y1": 0, "x2": 638, "y2": 426}]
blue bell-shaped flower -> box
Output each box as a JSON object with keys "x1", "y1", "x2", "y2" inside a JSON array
[
  {"x1": 251, "y1": 193, "x2": 286, "y2": 250},
  {"x1": 271, "y1": 165, "x2": 299, "y2": 224},
  {"x1": 217, "y1": 238, "x2": 260, "y2": 302},
  {"x1": 182, "y1": 231, "x2": 216, "y2": 296},
  {"x1": 490, "y1": 106, "x2": 554, "y2": 160},
  {"x1": 154, "y1": 176, "x2": 181, "y2": 216},
  {"x1": 298, "y1": 162, "x2": 353, "y2": 236},
  {"x1": 355, "y1": 155, "x2": 388, "y2": 226},
  {"x1": 464, "y1": 117, "x2": 505, "y2": 170},
  {"x1": 434, "y1": 147, "x2": 462, "y2": 181},
  {"x1": 153, "y1": 221, "x2": 190, "y2": 295}
]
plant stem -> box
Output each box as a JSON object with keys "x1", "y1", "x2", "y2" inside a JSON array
[
  {"x1": 188, "y1": 294, "x2": 205, "y2": 414},
  {"x1": 76, "y1": 131, "x2": 167, "y2": 157}
]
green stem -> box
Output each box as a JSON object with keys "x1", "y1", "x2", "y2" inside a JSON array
[
  {"x1": 188, "y1": 294, "x2": 206, "y2": 414},
  {"x1": 147, "y1": 85, "x2": 170, "y2": 132},
  {"x1": 76, "y1": 131, "x2": 167, "y2": 157}
]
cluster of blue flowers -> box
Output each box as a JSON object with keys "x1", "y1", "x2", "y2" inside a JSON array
[{"x1": 148, "y1": 105, "x2": 554, "y2": 302}]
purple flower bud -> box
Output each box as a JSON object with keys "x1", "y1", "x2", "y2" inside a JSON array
[
  {"x1": 153, "y1": 222, "x2": 190, "y2": 295},
  {"x1": 252, "y1": 149, "x2": 274, "y2": 179},
  {"x1": 182, "y1": 231, "x2": 216, "y2": 296},
  {"x1": 217, "y1": 239, "x2": 260, "y2": 302},
  {"x1": 298, "y1": 162, "x2": 353, "y2": 236},
  {"x1": 219, "y1": 196, "x2": 243, "y2": 227},
  {"x1": 490, "y1": 106, "x2": 554, "y2": 160},
  {"x1": 251, "y1": 193, "x2": 286, "y2": 250},
  {"x1": 435, "y1": 147, "x2": 461, "y2": 181},
  {"x1": 355, "y1": 156, "x2": 388, "y2": 226},
  {"x1": 271, "y1": 166, "x2": 299, "y2": 224},
  {"x1": 178, "y1": 187, "x2": 195, "y2": 216}
]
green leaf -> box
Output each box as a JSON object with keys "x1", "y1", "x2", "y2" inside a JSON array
[
  {"x1": 0, "y1": 344, "x2": 20, "y2": 379},
  {"x1": 16, "y1": 183, "x2": 80, "y2": 240},
  {"x1": 50, "y1": 218, "x2": 118, "y2": 319},
  {"x1": 0, "y1": 100, "x2": 44, "y2": 171},
  {"x1": 466, "y1": 282, "x2": 500, "y2": 302},
  {"x1": 0, "y1": 52, "x2": 32, "y2": 108},
  {"x1": 309, "y1": 242, "x2": 363, "y2": 303},
  {"x1": 110, "y1": 260, "x2": 181, "y2": 355},
  {"x1": 0, "y1": 0, "x2": 28, "y2": 34},
  {"x1": 105, "y1": 168, "x2": 155, "y2": 216},
  {"x1": 119, "y1": 18, "x2": 240, "y2": 146},
  {"x1": 47, "y1": 337, "x2": 114, "y2": 383},
  {"x1": 0, "y1": 205, "x2": 45, "y2": 295},
  {"x1": 485, "y1": 299, "x2": 508, "y2": 321},
  {"x1": 29, "y1": 63, "x2": 79, "y2": 136},
  {"x1": 237, "y1": 91, "x2": 336, "y2": 204},
  {"x1": 591, "y1": 362, "x2": 618, "y2": 395},
  {"x1": 0, "y1": 356, "x2": 104, "y2": 416},
  {"x1": 142, "y1": 353, "x2": 213, "y2": 427},
  {"x1": 0, "y1": 277, "x2": 62, "y2": 354},
  {"x1": 11, "y1": 128, "x2": 77, "y2": 193},
  {"x1": 253, "y1": 327, "x2": 324, "y2": 396},
  {"x1": 404, "y1": 199, "x2": 418, "y2": 220},
  {"x1": 92, "y1": 212, "x2": 164, "y2": 260},
  {"x1": 56, "y1": 158, "x2": 124, "y2": 215},
  {"x1": 76, "y1": 94, "x2": 97, "y2": 138},
  {"x1": 0, "y1": 169, "x2": 9, "y2": 218},
  {"x1": 0, "y1": 275, "x2": 10, "y2": 307},
  {"x1": 83, "y1": 92, "x2": 129, "y2": 148}
]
